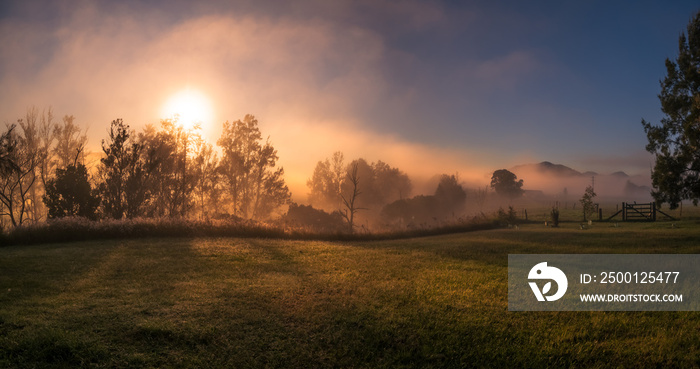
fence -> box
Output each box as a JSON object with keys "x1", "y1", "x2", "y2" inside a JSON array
[{"x1": 606, "y1": 202, "x2": 676, "y2": 222}]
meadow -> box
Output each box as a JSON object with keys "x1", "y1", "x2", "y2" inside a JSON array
[{"x1": 1, "y1": 220, "x2": 700, "y2": 368}]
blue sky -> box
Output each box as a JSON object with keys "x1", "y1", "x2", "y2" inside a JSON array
[{"x1": 0, "y1": 0, "x2": 698, "y2": 193}]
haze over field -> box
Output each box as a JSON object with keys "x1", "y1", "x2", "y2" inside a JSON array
[{"x1": 1, "y1": 0, "x2": 698, "y2": 200}]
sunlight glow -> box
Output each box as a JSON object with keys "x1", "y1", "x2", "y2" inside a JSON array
[{"x1": 161, "y1": 89, "x2": 213, "y2": 129}]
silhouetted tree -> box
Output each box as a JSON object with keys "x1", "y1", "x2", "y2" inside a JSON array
[
  {"x1": 0, "y1": 110, "x2": 45, "y2": 226},
  {"x1": 490, "y1": 169, "x2": 524, "y2": 199},
  {"x1": 53, "y1": 115, "x2": 88, "y2": 169},
  {"x1": 217, "y1": 115, "x2": 290, "y2": 219},
  {"x1": 381, "y1": 174, "x2": 465, "y2": 227},
  {"x1": 0, "y1": 125, "x2": 19, "y2": 176},
  {"x1": 340, "y1": 162, "x2": 363, "y2": 233},
  {"x1": 138, "y1": 118, "x2": 195, "y2": 217},
  {"x1": 345, "y1": 158, "x2": 411, "y2": 214},
  {"x1": 191, "y1": 133, "x2": 220, "y2": 220},
  {"x1": 307, "y1": 154, "x2": 411, "y2": 219},
  {"x1": 307, "y1": 151, "x2": 345, "y2": 211},
  {"x1": 580, "y1": 185, "x2": 597, "y2": 221},
  {"x1": 373, "y1": 160, "x2": 412, "y2": 202},
  {"x1": 98, "y1": 119, "x2": 146, "y2": 219},
  {"x1": 642, "y1": 11, "x2": 700, "y2": 209},
  {"x1": 43, "y1": 162, "x2": 100, "y2": 220},
  {"x1": 435, "y1": 174, "x2": 466, "y2": 216}
]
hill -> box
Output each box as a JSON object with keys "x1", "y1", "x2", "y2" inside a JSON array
[{"x1": 509, "y1": 161, "x2": 650, "y2": 199}]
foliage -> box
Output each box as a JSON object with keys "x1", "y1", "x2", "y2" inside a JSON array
[
  {"x1": 496, "y1": 206, "x2": 517, "y2": 225},
  {"x1": 347, "y1": 158, "x2": 411, "y2": 213},
  {"x1": 579, "y1": 185, "x2": 597, "y2": 221},
  {"x1": 138, "y1": 119, "x2": 197, "y2": 218},
  {"x1": 490, "y1": 169, "x2": 524, "y2": 199},
  {"x1": 381, "y1": 174, "x2": 467, "y2": 228},
  {"x1": 307, "y1": 151, "x2": 345, "y2": 211},
  {"x1": 381, "y1": 195, "x2": 441, "y2": 227},
  {"x1": 217, "y1": 115, "x2": 290, "y2": 220},
  {"x1": 283, "y1": 203, "x2": 346, "y2": 233},
  {"x1": 550, "y1": 207, "x2": 560, "y2": 227},
  {"x1": 642, "y1": 11, "x2": 700, "y2": 209},
  {"x1": 435, "y1": 174, "x2": 467, "y2": 215},
  {"x1": 98, "y1": 119, "x2": 147, "y2": 219},
  {"x1": 307, "y1": 154, "x2": 411, "y2": 217},
  {"x1": 0, "y1": 124, "x2": 19, "y2": 175},
  {"x1": 42, "y1": 163, "x2": 100, "y2": 220},
  {"x1": 191, "y1": 133, "x2": 220, "y2": 220}
]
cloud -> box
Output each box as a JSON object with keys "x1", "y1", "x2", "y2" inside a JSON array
[{"x1": 0, "y1": 0, "x2": 483, "y2": 201}]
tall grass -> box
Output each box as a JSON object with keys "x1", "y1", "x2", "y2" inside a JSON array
[{"x1": 0, "y1": 215, "x2": 501, "y2": 246}]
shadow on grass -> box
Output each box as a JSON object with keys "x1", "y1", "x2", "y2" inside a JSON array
[{"x1": 2, "y1": 229, "x2": 700, "y2": 367}]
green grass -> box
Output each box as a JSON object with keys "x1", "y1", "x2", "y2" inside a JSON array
[{"x1": 1, "y1": 221, "x2": 700, "y2": 368}]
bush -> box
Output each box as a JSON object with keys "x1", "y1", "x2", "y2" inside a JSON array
[
  {"x1": 550, "y1": 207, "x2": 560, "y2": 227},
  {"x1": 283, "y1": 203, "x2": 346, "y2": 234},
  {"x1": 497, "y1": 206, "x2": 517, "y2": 226}
]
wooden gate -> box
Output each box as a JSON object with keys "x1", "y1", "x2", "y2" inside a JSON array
[
  {"x1": 606, "y1": 202, "x2": 676, "y2": 222},
  {"x1": 622, "y1": 202, "x2": 656, "y2": 221}
]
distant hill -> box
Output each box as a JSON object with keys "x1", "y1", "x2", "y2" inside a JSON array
[
  {"x1": 507, "y1": 161, "x2": 652, "y2": 199},
  {"x1": 611, "y1": 171, "x2": 629, "y2": 178},
  {"x1": 511, "y1": 161, "x2": 583, "y2": 177}
]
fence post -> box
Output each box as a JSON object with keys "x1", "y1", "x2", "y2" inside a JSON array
[
  {"x1": 598, "y1": 208, "x2": 602, "y2": 221},
  {"x1": 622, "y1": 202, "x2": 626, "y2": 221}
]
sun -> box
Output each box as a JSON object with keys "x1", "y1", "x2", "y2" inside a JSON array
[{"x1": 161, "y1": 89, "x2": 213, "y2": 130}]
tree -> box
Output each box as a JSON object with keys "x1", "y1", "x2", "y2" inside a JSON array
[
  {"x1": 307, "y1": 154, "x2": 411, "y2": 225},
  {"x1": 43, "y1": 162, "x2": 100, "y2": 220},
  {"x1": 191, "y1": 133, "x2": 220, "y2": 220},
  {"x1": 53, "y1": 115, "x2": 88, "y2": 169},
  {"x1": 0, "y1": 109, "x2": 46, "y2": 226},
  {"x1": 490, "y1": 169, "x2": 524, "y2": 199},
  {"x1": 434, "y1": 174, "x2": 466, "y2": 216},
  {"x1": 579, "y1": 185, "x2": 597, "y2": 221},
  {"x1": 217, "y1": 115, "x2": 290, "y2": 219},
  {"x1": 98, "y1": 119, "x2": 146, "y2": 219},
  {"x1": 0, "y1": 125, "x2": 19, "y2": 175},
  {"x1": 340, "y1": 161, "x2": 363, "y2": 233},
  {"x1": 642, "y1": 11, "x2": 700, "y2": 209},
  {"x1": 307, "y1": 151, "x2": 345, "y2": 211},
  {"x1": 138, "y1": 118, "x2": 196, "y2": 218}
]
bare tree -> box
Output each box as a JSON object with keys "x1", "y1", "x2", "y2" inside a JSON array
[
  {"x1": 0, "y1": 110, "x2": 44, "y2": 226},
  {"x1": 340, "y1": 162, "x2": 364, "y2": 233},
  {"x1": 53, "y1": 115, "x2": 88, "y2": 169}
]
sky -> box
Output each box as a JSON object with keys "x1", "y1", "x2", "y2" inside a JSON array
[{"x1": 1, "y1": 0, "x2": 698, "y2": 198}]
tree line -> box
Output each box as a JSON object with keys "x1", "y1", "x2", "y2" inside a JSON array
[
  {"x1": 0, "y1": 108, "x2": 530, "y2": 233},
  {"x1": 2, "y1": 105, "x2": 611, "y2": 234},
  {"x1": 0, "y1": 111, "x2": 290, "y2": 228}
]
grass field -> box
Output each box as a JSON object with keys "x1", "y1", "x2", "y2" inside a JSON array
[{"x1": 1, "y1": 220, "x2": 700, "y2": 368}]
